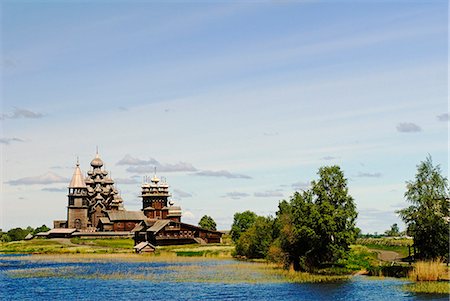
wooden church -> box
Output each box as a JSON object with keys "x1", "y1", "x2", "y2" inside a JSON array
[{"x1": 50, "y1": 152, "x2": 222, "y2": 246}]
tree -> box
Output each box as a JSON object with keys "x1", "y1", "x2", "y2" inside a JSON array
[
  {"x1": 198, "y1": 215, "x2": 217, "y2": 231},
  {"x1": 385, "y1": 223, "x2": 400, "y2": 237},
  {"x1": 33, "y1": 225, "x2": 50, "y2": 235},
  {"x1": 277, "y1": 191, "x2": 320, "y2": 271},
  {"x1": 277, "y1": 166, "x2": 358, "y2": 271},
  {"x1": 235, "y1": 216, "x2": 274, "y2": 259},
  {"x1": 7, "y1": 227, "x2": 31, "y2": 241},
  {"x1": 230, "y1": 210, "x2": 257, "y2": 243},
  {"x1": 397, "y1": 156, "x2": 449, "y2": 260}
]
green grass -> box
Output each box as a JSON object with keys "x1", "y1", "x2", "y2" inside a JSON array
[
  {"x1": 0, "y1": 238, "x2": 133, "y2": 254},
  {"x1": 70, "y1": 238, "x2": 134, "y2": 249},
  {"x1": 341, "y1": 245, "x2": 378, "y2": 271},
  {"x1": 356, "y1": 238, "x2": 411, "y2": 258}
]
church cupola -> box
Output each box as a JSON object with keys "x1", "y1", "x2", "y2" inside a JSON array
[{"x1": 90, "y1": 152, "x2": 104, "y2": 169}]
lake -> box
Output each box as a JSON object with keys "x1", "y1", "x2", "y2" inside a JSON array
[{"x1": 0, "y1": 255, "x2": 446, "y2": 301}]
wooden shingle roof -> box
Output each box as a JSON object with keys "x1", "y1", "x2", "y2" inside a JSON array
[{"x1": 106, "y1": 211, "x2": 146, "y2": 221}]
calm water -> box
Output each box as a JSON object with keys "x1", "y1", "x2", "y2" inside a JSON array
[{"x1": 0, "y1": 255, "x2": 446, "y2": 301}]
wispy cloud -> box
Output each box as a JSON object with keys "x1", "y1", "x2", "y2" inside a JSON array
[
  {"x1": 41, "y1": 187, "x2": 66, "y2": 192},
  {"x1": 8, "y1": 172, "x2": 69, "y2": 185},
  {"x1": 118, "y1": 154, "x2": 197, "y2": 173},
  {"x1": 221, "y1": 192, "x2": 250, "y2": 200},
  {"x1": 174, "y1": 189, "x2": 193, "y2": 198},
  {"x1": 0, "y1": 137, "x2": 25, "y2": 145},
  {"x1": 396, "y1": 122, "x2": 422, "y2": 133},
  {"x1": 1, "y1": 107, "x2": 44, "y2": 120},
  {"x1": 356, "y1": 172, "x2": 382, "y2": 178},
  {"x1": 292, "y1": 181, "x2": 310, "y2": 191},
  {"x1": 194, "y1": 170, "x2": 251, "y2": 179},
  {"x1": 436, "y1": 113, "x2": 449, "y2": 122},
  {"x1": 117, "y1": 154, "x2": 156, "y2": 166},
  {"x1": 115, "y1": 177, "x2": 140, "y2": 185},
  {"x1": 322, "y1": 156, "x2": 338, "y2": 160},
  {"x1": 254, "y1": 190, "x2": 283, "y2": 198}
]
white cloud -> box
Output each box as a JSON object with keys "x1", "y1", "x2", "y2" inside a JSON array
[
  {"x1": 322, "y1": 156, "x2": 338, "y2": 160},
  {"x1": 116, "y1": 154, "x2": 157, "y2": 166},
  {"x1": 114, "y1": 177, "x2": 140, "y2": 185},
  {"x1": 396, "y1": 122, "x2": 422, "y2": 133},
  {"x1": 118, "y1": 154, "x2": 197, "y2": 173},
  {"x1": 356, "y1": 172, "x2": 382, "y2": 178},
  {"x1": 221, "y1": 192, "x2": 250, "y2": 200},
  {"x1": 41, "y1": 187, "x2": 66, "y2": 192},
  {"x1": 292, "y1": 181, "x2": 310, "y2": 191},
  {"x1": 1, "y1": 107, "x2": 44, "y2": 120},
  {"x1": 8, "y1": 172, "x2": 69, "y2": 185},
  {"x1": 194, "y1": 170, "x2": 251, "y2": 179},
  {"x1": 254, "y1": 190, "x2": 284, "y2": 198}
]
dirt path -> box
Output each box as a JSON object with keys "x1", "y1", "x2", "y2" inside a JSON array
[{"x1": 369, "y1": 249, "x2": 402, "y2": 262}]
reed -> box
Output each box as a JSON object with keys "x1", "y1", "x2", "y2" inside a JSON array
[
  {"x1": 409, "y1": 260, "x2": 448, "y2": 281},
  {"x1": 404, "y1": 281, "x2": 450, "y2": 294}
]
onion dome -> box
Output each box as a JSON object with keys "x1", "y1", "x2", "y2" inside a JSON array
[
  {"x1": 151, "y1": 175, "x2": 160, "y2": 184},
  {"x1": 90, "y1": 153, "x2": 104, "y2": 168}
]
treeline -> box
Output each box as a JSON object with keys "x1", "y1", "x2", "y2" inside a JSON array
[
  {"x1": 232, "y1": 156, "x2": 449, "y2": 268},
  {"x1": 0, "y1": 225, "x2": 50, "y2": 242},
  {"x1": 232, "y1": 166, "x2": 358, "y2": 272}
]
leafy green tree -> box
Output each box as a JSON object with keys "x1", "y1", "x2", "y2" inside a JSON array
[
  {"x1": 230, "y1": 210, "x2": 257, "y2": 243},
  {"x1": 7, "y1": 227, "x2": 30, "y2": 241},
  {"x1": 277, "y1": 166, "x2": 358, "y2": 271},
  {"x1": 384, "y1": 223, "x2": 400, "y2": 237},
  {"x1": 0, "y1": 229, "x2": 11, "y2": 242},
  {"x1": 198, "y1": 215, "x2": 217, "y2": 231},
  {"x1": 277, "y1": 191, "x2": 320, "y2": 271},
  {"x1": 397, "y1": 156, "x2": 449, "y2": 260},
  {"x1": 235, "y1": 216, "x2": 274, "y2": 259},
  {"x1": 311, "y1": 166, "x2": 358, "y2": 265},
  {"x1": 33, "y1": 225, "x2": 50, "y2": 235}
]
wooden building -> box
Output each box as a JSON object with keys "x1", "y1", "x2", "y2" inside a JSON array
[{"x1": 51, "y1": 152, "x2": 222, "y2": 247}]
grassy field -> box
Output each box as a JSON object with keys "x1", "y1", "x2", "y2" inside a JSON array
[
  {"x1": 356, "y1": 238, "x2": 412, "y2": 258},
  {"x1": 0, "y1": 238, "x2": 135, "y2": 254},
  {"x1": 0, "y1": 238, "x2": 234, "y2": 257}
]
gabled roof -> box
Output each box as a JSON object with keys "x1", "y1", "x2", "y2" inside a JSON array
[
  {"x1": 48, "y1": 228, "x2": 77, "y2": 234},
  {"x1": 134, "y1": 241, "x2": 156, "y2": 251},
  {"x1": 106, "y1": 210, "x2": 146, "y2": 221},
  {"x1": 130, "y1": 222, "x2": 145, "y2": 232},
  {"x1": 147, "y1": 220, "x2": 171, "y2": 233},
  {"x1": 69, "y1": 163, "x2": 86, "y2": 188}
]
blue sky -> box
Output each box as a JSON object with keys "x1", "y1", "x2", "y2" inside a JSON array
[{"x1": 1, "y1": 0, "x2": 448, "y2": 233}]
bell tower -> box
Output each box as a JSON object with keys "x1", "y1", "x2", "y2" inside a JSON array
[{"x1": 67, "y1": 160, "x2": 89, "y2": 230}]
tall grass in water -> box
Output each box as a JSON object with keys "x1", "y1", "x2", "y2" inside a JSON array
[
  {"x1": 404, "y1": 260, "x2": 450, "y2": 294},
  {"x1": 409, "y1": 260, "x2": 448, "y2": 281}
]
